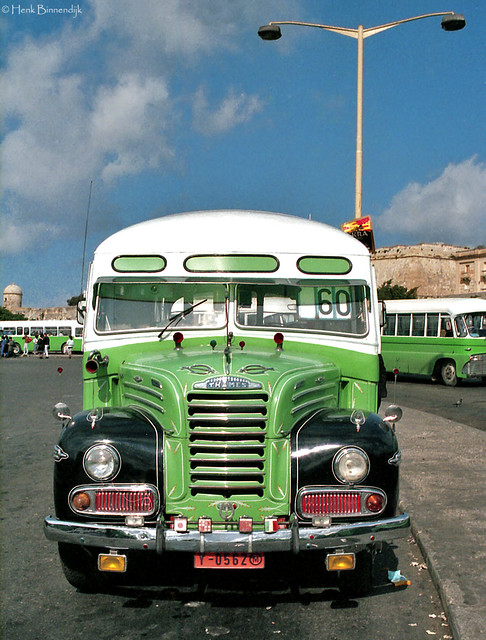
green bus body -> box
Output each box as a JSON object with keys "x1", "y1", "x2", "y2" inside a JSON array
[{"x1": 381, "y1": 298, "x2": 486, "y2": 386}]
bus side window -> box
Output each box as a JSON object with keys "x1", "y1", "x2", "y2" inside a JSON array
[
  {"x1": 411, "y1": 313, "x2": 425, "y2": 336},
  {"x1": 383, "y1": 314, "x2": 396, "y2": 336},
  {"x1": 440, "y1": 315, "x2": 453, "y2": 337},
  {"x1": 454, "y1": 316, "x2": 468, "y2": 337},
  {"x1": 426, "y1": 314, "x2": 439, "y2": 337},
  {"x1": 397, "y1": 314, "x2": 411, "y2": 336}
]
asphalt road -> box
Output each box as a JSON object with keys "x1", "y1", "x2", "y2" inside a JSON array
[
  {"x1": 388, "y1": 374, "x2": 485, "y2": 432},
  {"x1": 1, "y1": 356, "x2": 453, "y2": 640}
]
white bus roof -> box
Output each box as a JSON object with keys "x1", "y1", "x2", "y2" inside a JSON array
[
  {"x1": 384, "y1": 298, "x2": 486, "y2": 315},
  {"x1": 95, "y1": 210, "x2": 369, "y2": 257}
]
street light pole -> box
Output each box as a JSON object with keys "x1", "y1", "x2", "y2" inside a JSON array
[{"x1": 258, "y1": 12, "x2": 465, "y2": 220}]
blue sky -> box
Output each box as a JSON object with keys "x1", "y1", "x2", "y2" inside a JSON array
[{"x1": 1, "y1": 0, "x2": 485, "y2": 307}]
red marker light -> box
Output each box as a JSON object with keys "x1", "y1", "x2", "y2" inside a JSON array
[
  {"x1": 239, "y1": 341, "x2": 245, "y2": 350},
  {"x1": 393, "y1": 368, "x2": 399, "y2": 375},
  {"x1": 57, "y1": 367, "x2": 63, "y2": 374},
  {"x1": 273, "y1": 333, "x2": 284, "y2": 349},
  {"x1": 173, "y1": 332, "x2": 184, "y2": 347}
]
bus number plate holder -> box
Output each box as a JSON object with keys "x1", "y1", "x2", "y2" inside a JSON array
[{"x1": 194, "y1": 553, "x2": 264, "y2": 569}]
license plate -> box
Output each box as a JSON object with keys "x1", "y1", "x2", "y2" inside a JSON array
[{"x1": 194, "y1": 552, "x2": 265, "y2": 569}]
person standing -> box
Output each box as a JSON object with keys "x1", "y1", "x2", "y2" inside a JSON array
[
  {"x1": 66, "y1": 335, "x2": 74, "y2": 358},
  {"x1": 23, "y1": 333, "x2": 32, "y2": 356},
  {"x1": 43, "y1": 333, "x2": 50, "y2": 359}
]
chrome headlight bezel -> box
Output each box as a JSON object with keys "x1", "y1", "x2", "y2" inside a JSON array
[
  {"x1": 332, "y1": 446, "x2": 369, "y2": 485},
  {"x1": 83, "y1": 443, "x2": 121, "y2": 481}
]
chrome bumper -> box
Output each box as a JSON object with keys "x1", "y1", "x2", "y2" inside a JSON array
[{"x1": 44, "y1": 513, "x2": 410, "y2": 554}]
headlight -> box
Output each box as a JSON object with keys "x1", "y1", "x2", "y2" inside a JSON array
[
  {"x1": 333, "y1": 447, "x2": 369, "y2": 484},
  {"x1": 83, "y1": 444, "x2": 120, "y2": 481}
]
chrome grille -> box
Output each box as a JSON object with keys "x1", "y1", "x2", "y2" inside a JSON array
[{"x1": 187, "y1": 391, "x2": 268, "y2": 497}]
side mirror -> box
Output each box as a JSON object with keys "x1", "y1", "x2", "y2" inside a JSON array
[
  {"x1": 52, "y1": 401, "x2": 72, "y2": 422},
  {"x1": 77, "y1": 299, "x2": 86, "y2": 325}
]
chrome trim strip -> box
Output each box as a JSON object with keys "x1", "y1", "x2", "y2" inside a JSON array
[
  {"x1": 44, "y1": 513, "x2": 410, "y2": 553},
  {"x1": 124, "y1": 393, "x2": 165, "y2": 413}
]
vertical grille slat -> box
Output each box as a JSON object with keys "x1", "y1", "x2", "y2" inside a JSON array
[{"x1": 301, "y1": 491, "x2": 362, "y2": 516}]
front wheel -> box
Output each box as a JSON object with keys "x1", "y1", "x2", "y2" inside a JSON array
[
  {"x1": 58, "y1": 543, "x2": 102, "y2": 592},
  {"x1": 441, "y1": 360, "x2": 458, "y2": 386}
]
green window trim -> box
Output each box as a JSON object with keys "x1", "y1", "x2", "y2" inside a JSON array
[
  {"x1": 112, "y1": 255, "x2": 167, "y2": 273},
  {"x1": 297, "y1": 256, "x2": 352, "y2": 275},
  {"x1": 184, "y1": 254, "x2": 279, "y2": 273}
]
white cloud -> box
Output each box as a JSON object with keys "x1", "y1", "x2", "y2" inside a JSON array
[
  {"x1": 0, "y1": 0, "x2": 280, "y2": 256},
  {"x1": 193, "y1": 87, "x2": 264, "y2": 135},
  {"x1": 377, "y1": 157, "x2": 486, "y2": 247}
]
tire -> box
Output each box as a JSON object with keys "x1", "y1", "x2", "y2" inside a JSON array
[
  {"x1": 61, "y1": 342, "x2": 68, "y2": 355},
  {"x1": 12, "y1": 342, "x2": 21, "y2": 356},
  {"x1": 338, "y1": 550, "x2": 373, "y2": 598},
  {"x1": 58, "y1": 543, "x2": 102, "y2": 592},
  {"x1": 441, "y1": 360, "x2": 458, "y2": 386}
]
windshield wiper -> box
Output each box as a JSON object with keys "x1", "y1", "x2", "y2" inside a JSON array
[{"x1": 158, "y1": 298, "x2": 208, "y2": 339}]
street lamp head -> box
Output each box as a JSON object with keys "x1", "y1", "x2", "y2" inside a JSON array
[
  {"x1": 258, "y1": 24, "x2": 282, "y2": 41},
  {"x1": 441, "y1": 13, "x2": 466, "y2": 31}
]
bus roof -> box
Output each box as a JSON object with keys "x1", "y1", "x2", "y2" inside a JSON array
[
  {"x1": 384, "y1": 298, "x2": 486, "y2": 315},
  {"x1": 95, "y1": 210, "x2": 369, "y2": 257}
]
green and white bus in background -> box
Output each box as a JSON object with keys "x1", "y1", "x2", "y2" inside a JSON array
[
  {"x1": 45, "y1": 210, "x2": 410, "y2": 594},
  {"x1": 0, "y1": 319, "x2": 83, "y2": 355},
  {"x1": 381, "y1": 297, "x2": 486, "y2": 386}
]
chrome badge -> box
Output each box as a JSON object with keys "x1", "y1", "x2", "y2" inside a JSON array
[
  {"x1": 217, "y1": 501, "x2": 236, "y2": 521},
  {"x1": 194, "y1": 376, "x2": 262, "y2": 390}
]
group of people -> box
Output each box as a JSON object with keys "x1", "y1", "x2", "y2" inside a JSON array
[
  {"x1": 0, "y1": 335, "x2": 16, "y2": 357},
  {"x1": 28, "y1": 332, "x2": 50, "y2": 358},
  {"x1": 1, "y1": 333, "x2": 75, "y2": 358}
]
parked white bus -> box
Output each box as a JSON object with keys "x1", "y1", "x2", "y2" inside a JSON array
[
  {"x1": 382, "y1": 297, "x2": 486, "y2": 385},
  {"x1": 0, "y1": 319, "x2": 83, "y2": 355}
]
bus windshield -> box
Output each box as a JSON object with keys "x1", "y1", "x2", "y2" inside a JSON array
[
  {"x1": 95, "y1": 282, "x2": 227, "y2": 332},
  {"x1": 455, "y1": 313, "x2": 486, "y2": 337},
  {"x1": 95, "y1": 281, "x2": 369, "y2": 336},
  {"x1": 236, "y1": 283, "x2": 368, "y2": 335}
]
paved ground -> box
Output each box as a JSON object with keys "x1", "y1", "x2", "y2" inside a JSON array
[{"x1": 390, "y1": 404, "x2": 486, "y2": 640}]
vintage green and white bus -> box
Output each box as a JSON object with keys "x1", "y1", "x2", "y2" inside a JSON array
[
  {"x1": 381, "y1": 297, "x2": 486, "y2": 386},
  {"x1": 45, "y1": 210, "x2": 409, "y2": 594},
  {"x1": 0, "y1": 319, "x2": 83, "y2": 355}
]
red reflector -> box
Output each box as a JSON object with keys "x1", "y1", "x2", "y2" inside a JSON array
[
  {"x1": 95, "y1": 490, "x2": 154, "y2": 514},
  {"x1": 239, "y1": 517, "x2": 253, "y2": 533},
  {"x1": 301, "y1": 492, "x2": 361, "y2": 516},
  {"x1": 173, "y1": 332, "x2": 184, "y2": 345},
  {"x1": 366, "y1": 493, "x2": 384, "y2": 513},
  {"x1": 198, "y1": 517, "x2": 212, "y2": 533}
]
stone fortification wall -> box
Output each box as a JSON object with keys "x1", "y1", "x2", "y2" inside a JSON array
[
  {"x1": 7, "y1": 306, "x2": 77, "y2": 321},
  {"x1": 372, "y1": 243, "x2": 468, "y2": 298}
]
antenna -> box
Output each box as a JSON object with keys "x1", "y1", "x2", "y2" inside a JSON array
[{"x1": 80, "y1": 180, "x2": 93, "y2": 295}]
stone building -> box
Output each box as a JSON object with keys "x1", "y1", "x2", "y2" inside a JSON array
[
  {"x1": 3, "y1": 283, "x2": 23, "y2": 309},
  {"x1": 371, "y1": 243, "x2": 486, "y2": 299},
  {"x1": 2, "y1": 284, "x2": 76, "y2": 320},
  {"x1": 453, "y1": 247, "x2": 486, "y2": 297}
]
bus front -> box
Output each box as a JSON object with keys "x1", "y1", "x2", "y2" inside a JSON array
[{"x1": 45, "y1": 211, "x2": 408, "y2": 595}]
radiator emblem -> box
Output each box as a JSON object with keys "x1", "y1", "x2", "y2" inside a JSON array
[{"x1": 194, "y1": 376, "x2": 262, "y2": 390}]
